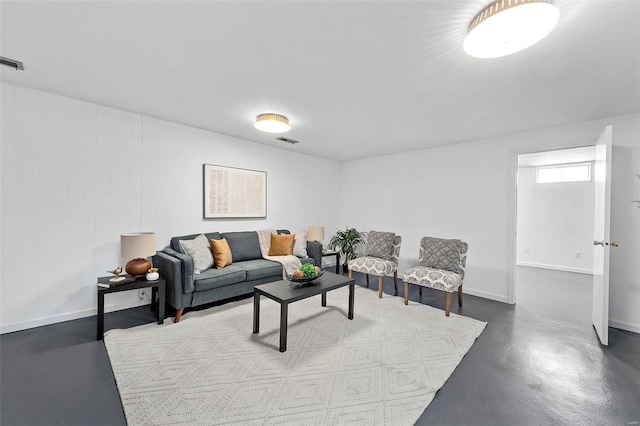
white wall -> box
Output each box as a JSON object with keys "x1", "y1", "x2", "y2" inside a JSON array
[
  {"x1": 2, "y1": 83, "x2": 638, "y2": 335},
  {"x1": 339, "y1": 113, "x2": 640, "y2": 333},
  {"x1": 516, "y1": 164, "x2": 595, "y2": 274},
  {"x1": 0, "y1": 83, "x2": 341, "y2": 333}
]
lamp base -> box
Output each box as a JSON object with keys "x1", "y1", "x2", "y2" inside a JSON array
[{"x1": 125, "y1": 258, "x2": 151, "y2": 276}]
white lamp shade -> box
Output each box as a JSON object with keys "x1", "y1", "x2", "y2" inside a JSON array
[
  {"x1": 463, "y1": 0, "x2": 559, "y2": 59},
  {"x1": 307, "y1": 226, "x2": 325, "y2": 242},
  {"x1": 121, "y1": 232, "x2": 156, "y2": 260},
  {"x1": 254, "y1": 113, "x2": 291, "y2": 133}
]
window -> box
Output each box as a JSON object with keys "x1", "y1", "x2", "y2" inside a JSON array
[{"x1": 536, "y1": 163, "x2": 591, "y2": 183}]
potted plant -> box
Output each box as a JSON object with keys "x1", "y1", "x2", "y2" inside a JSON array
[{"x1": 327, "y1": 227, "x2": 365, "y2": 273}]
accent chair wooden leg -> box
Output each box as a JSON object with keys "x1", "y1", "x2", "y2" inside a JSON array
[
  {"x1": 174, "y1": 308, "x2": 184, "y2": 323},
  {"x1": 365, "y1": 273, "x2": 370, "y2": 287},
  {"x1": 418, "y1": 286, "x2": 423, "y2": 298},
  {"x1": 348, "y1": 270, "x2": 353, "y2": 279},
  {"x1": 445, "y1": 293, "x2": 452, "y2": 317},
  {"x1": 378, "y1": 276, "x2": 383, "y2": 298},
  {"x1": 393, "y1": 271, "x2": 398, "y2": 296},
  {"x1": 458, "y1": 284, "x2": 463, "y2": 307},
  {"x1": 404, "y1": 282, "x2": 409, "y2": 305}
]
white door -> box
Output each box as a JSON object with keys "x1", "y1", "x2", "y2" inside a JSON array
[{"x1": 592, "y1": 126, "x2": 613, "y2": 346}]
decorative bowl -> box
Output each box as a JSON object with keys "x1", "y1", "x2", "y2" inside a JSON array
[{"x1": 288, "y1": 271, "x2": 324, "y2": 287}]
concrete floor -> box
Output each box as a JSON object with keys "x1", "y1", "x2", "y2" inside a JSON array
[
  {"x1": 417, "y1": 266, "x2": 639, "y2": 425},
  {"x1": 1, "y1": 267, "x2": 638, "y2": 425}
]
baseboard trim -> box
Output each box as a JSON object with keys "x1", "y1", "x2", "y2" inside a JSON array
[
  {"x1": 463, "y1": 288, "x2": 509, "y2": 304},
  {"x1": 609, "y1": 320, "x2": 640, "y2": 334},
  {"x1": 0, "y1": 300, "x2": 147, "y2": 335},
  {"x1": 517, "y1": 261, "x2": 593, "y2": 275}
]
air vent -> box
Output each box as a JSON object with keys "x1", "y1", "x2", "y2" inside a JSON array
[
  {"x1": 0, "y1": 56, "x2": 24, "y2": 71},
  {"x1": 276, "y1": 137, "x2": 299, "y2": 145}
]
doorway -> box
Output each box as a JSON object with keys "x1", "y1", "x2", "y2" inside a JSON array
[{"x1": 515, "y1": 146, "x2": 596, "y2": 324}]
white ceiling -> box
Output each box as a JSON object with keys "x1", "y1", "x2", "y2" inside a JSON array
[{"x1": 1, "y1": 1, "x2": 639, "y2": 162}]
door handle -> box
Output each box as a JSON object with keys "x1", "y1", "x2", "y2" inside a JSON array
[{"x1": 594, "y1": 240, "x2": 620, "y2": 247}]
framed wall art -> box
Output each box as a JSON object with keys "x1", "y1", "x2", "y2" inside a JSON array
[{"x1": 203, "y1": 164, "x2": 267, "y2": 219}]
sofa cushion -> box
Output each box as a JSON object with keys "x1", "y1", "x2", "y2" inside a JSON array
[
  {"x1": 210, "y1": 238, "x2": 233, "y2": 269},
  {"x1": 300, "y1": 257, "x2": 315, "y2": 265},
  {"x1": 193, "y1": 265, "x2": 246, "y2": 292},
  {"x1": 171, "y1": 232, "x2": 221, "y2": 252},
  {"x1": 293, "y1": 232, "x2": 308, "y2": 258},
  {"x1": 234, "y1": 259, "x2": 282, "y2": 281},
  {"x1": 178, "y1": 234, "x2": 214, "y2": 274},
  {"x1": 221, "y1": 231, "x2": 262, "y2": 262},
  {"x1": 268, "y1": 233, "x2": 295, "y2": 256}
]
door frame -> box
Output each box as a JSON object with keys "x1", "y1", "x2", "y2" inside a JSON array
[{"x1": 508, "y1": 140, "x2": 597, "y2": 304}]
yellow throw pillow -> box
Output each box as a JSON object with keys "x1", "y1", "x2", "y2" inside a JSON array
[
  {"x1": 268, "y1": 233, "x2": 295, "y2": 256},
  {"x1": 210, "y1": 238, "x2": 233, "y2": 269}
]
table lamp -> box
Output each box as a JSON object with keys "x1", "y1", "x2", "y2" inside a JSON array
[
  {"x1": 121, "y1": 232, "x2": 156, "y2": 276},
  {"x1": 307, "y1": 226, "x2": 324, "y2": 244}
]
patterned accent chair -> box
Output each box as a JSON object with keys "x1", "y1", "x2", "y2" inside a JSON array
[
  {"x1": 403, "y1": 236, "x2": 468, "y2": 316},
  {"x1": 348, "y1": 232, "x2": 402, "y2": 298}
]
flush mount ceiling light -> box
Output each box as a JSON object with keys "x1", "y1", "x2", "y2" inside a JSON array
[
  {"x1": 463, "y1": 0, "x2": 559, "y2": 59},
  {"x1": 254, "y1": 113, "x2": 290, "y2": 133}
]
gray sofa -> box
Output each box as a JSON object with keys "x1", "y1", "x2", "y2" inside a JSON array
[{"x1": 153, "y1": 229, "x2": 322, "y2": 321}]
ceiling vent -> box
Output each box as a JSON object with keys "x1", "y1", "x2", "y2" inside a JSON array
[
  {"x1": 0, "y1": 56, "x2": 24, "y2": 71},
  {"x1": 276, "y1": 137, "x2": 299, "y2": 145}
]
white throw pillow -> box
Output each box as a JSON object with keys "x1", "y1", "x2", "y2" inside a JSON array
[
  {"x1": 179, "y1": 234, "x2": 214, "y2": 274},
  {"x1": 293, "y1": 232, "x2": 308, "y2": 258}
]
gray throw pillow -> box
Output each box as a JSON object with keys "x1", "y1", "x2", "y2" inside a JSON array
[
  {"x1": 220, "y1": 231, "x2": 262, "y2": 262},
  {"x1": 419, "y1": 237, "x2": 462, "y2": 273},
  {"x1": 365, "y1": 231, "x2": 395, "y2": 260},
  {"x1": 179, "y1": 234, "x2": 214, "y2": 274}
]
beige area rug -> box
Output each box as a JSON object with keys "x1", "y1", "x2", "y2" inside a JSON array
[{"x1": 104, "y1": 286, "x2": 486, "y2": 425}]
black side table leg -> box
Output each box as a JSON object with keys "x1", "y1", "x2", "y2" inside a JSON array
[
  {"x1": 335, "y1": 253, "x2": 340, "y2": 274},
  {"x1": 97, "y1": 292, "x2": 105, "y2": 340},
  {"x1": 151, "y1": 287, "x2": 157, "y2": 312},
  {"x1": 279, "y1": 303, "x2": 288, "y2": 352},
  {"x1": 321, "y1": 292, "x2": 327, "y2": 307},
  {"x1": 157, "y1": 283, "x2": 165, "y2": 324}
]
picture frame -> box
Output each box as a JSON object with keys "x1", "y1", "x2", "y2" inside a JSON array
[{"x1": 203, "y1": 164, "x2": 267, "y2": 219}]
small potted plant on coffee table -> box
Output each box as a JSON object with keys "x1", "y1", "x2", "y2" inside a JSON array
[{"x1": 327, "y1": 227, "x2": 365, "y2": 273}]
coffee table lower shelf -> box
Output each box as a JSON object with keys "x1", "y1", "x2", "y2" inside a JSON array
[{"x1": 252, "y1": 272, "x2": 355, "y2": 352}]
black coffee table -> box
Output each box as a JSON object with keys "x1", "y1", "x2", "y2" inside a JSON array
[{"x1": 253, "y1": 272, "x2": 355, "y2": 352}]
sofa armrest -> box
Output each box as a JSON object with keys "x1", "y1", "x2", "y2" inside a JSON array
[
  {"x1": 153, "y1": 251, "x2": 185, "y2": 309},
  {"x1": 306, "y1": 241, "x2": 322, "y2": 267},
  {"x1": 155, "y1": 246, "x2": 196, "y2": 294},
  {"x1": 164, "y1": 247, "x2": 196, "y2": 294}
]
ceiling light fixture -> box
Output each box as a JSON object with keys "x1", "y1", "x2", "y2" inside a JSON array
[
  {"x1": 463, "y1": 0, "x2": 559, "y2": 59},
  {"x1": 254, "y1": 113, "x2": 290, "y2": 133}
]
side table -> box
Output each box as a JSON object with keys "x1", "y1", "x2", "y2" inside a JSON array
[
  {"x1": 97, "y1": 276, "x2": 165, "y2": 340},
  {"x1": 322, "y1": 250, "x2": 341, "y2": 274}
]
